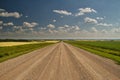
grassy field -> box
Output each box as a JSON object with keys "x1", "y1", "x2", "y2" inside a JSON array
[
  {"x1": 65, "y1": 40, "x2": 120, "y2": 64},
  {"x1": 0, "y1": 41, "x2": 56, "y2": 62}
]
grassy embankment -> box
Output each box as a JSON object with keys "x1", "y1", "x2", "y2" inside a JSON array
[
  {"x1": 0, "y1": 41, "x2": 57, "y2": 62},
  {"x1": 65, "y1": 40, "x2": 120, "y2": 64}
]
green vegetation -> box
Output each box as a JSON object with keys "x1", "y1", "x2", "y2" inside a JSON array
[
  {"x1": 65, "y1": 40, "x2": 120, "y2": 64},
  {"x1": 0, "y1": 42, "x2": 54, "y2": 62}
]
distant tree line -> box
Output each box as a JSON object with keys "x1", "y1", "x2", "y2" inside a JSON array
[{"x1": 0, "y1": 39, "x2": 33, "y2": 42}]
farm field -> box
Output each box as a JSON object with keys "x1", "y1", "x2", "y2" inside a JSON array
[
  {"x1": 65, "y1": 40, "x2": 120, "y2": 64},
  {"x1": 0, "y1": 42, "x2": 39, "y2": 47},
  {"x1": 0, "y1": 40, "x2": 59, "y2": 47},
  {"x1": 0, "y1": 41, "x2": 56, "y2": 62}
]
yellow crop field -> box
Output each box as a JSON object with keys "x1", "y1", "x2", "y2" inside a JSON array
[
  {"x1": 0, "y1": 41, "x2": 59, "y2": 47},
  {"x1": 45, "y1": 41, "x2": 59, "y2": 43},
  {"x1": 0, "y1": 42, "x2": 39, "y2": 47}
]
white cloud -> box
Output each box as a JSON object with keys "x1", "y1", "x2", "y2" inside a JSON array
[
  {"x1": 53, "y1": 10, "x2": 72, "y2": 16},
  {"x1": 3, "y1": 22, "x2": 14, "y2": 26},
  {"x1": 84, "y1": 17, "x2": 112, "y2": 27},
  {"x1": 0, "y1": 21, "x2": 3, "y2": 25},
  {"x1": 13, "y1": 26, "x2": 20, "y2": 29},
  {"x1": 29, "y1": 28, "x2": 34, "y2": 31},
  {"x1": 101, "y1": 29, "x2": 107, "y2": 33},
  {"x1": 23, "y1": 22, "x2": 38, "y2": 27},
  {"x1": 47, "y1": 24, "x2": 55, "y2": 29},
  {"x1": 13, "y1": 26, "x2": 24, "y2": 32},
  {"x1": 75, "y1": 12, "x2": 84, "y2": 16},
  {"x1": 0, "y1": 9, "x2": 5, "y2": 12},
  {"x1": 48, "y1": 29, "x2": 58, "y2": 34},
  {"x1": 40, "y1": 27, "x2": 47, "y2": 30},
  {"x1": 97, "y1": 23, "x2": 113, "y2": 27},
  {"x1": 73, "y1": 25, "x2": 80, "y2": 30},
  {"x1": 96, "y1": 17, "x2": 104, "y2": 20},
  {"x1": 53, "y1": 19, "x2": 56, "y2": 22},
  {"x1": 75, "y1": 8, "x2": 97, "y2": 16},
  {"x1": 0, "y1": 26, "x2": 2, "y2": 29},
  {"x1": 79, "y1": 8, "x2": 97, "y2": 13},
  {"x1": 31, "y1": 22, "x2": 38, "y2": 26},
  {"x1": 0, "y1": 12, "x2": 22, "y2": 18},
  {"x1": 48, "y1": 29, "x2": 54, "y2": 34},
  {"x1": 64, "y1": 25, "x2": 69, "y2": 28},
  {"x1": 25, "y1": 16, "x2": 28, "y2": 18},
  {"x1": 58, "y1": 25, "x2": 80, "y2": 33},
  {"x1": 111, "y1": 28, "x2": 120, "y2": 33},
  {"x1": 61, "y1": 16, "x2": 63, "y2": 18},
  {"x1": 84, "y1": 17, "x2": 98, "y2": 24},
  {"x1": 91, "y1": 27, "x2": 98, "y2": 32}
]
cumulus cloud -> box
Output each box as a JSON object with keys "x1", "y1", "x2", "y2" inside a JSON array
[
  {"x1": 84, "y1": 17, "x2": 98, "y2": 24},
  {"x1": 0, "y1": 26, "x2": 2, "y2": 29},
  {"x1": 25, "y1": 16, "x2": 28, "y2": 18},
  {"x1": 61, "y1": 16, "x2": 64, "y2": 18},
  {"x1": 53, "y1": 19, "x2": 56, "y2": 22},
  {"x1": 97, "y1": 23, "x2": 113, "y2": 27},
  {"x1": 111, "y1": 28, "x2": 120, "y2": 33},
  {"x1": 79, "y1": 8, "x2": 97, "y2": 13},
  {"x1": 47, "y1": 24, "x2": 55, "y2": 29},
  {"x1": 48, "y1": 29, "x2": 54, "y2": 34},
  {"x1": 0, "y1": 9, "x2": 5, "y2": 12},
  {"x1": 96, "y1": 17, "x2": 104, "y2": 20},
  {"x1": 101, "y1": 29, "x2": 107, "y2": 33},
  {"x1": 0, "y1": 12, "x2": 22, "y2": 18},
  {"x1": 53, "y1": 10, "x2": 72, "y2": 16},
  {"x1": 64, "y1": 25, "x2": 69, "y2": 28},
  {"x1": 0, "y1": 21, "x2": 3, "y2": 25},
  {"x1": 75, "y1": 12, "x2": 84, "y2": 16},
  {"x1": 3, "y1": 22, "x2": 14, "y2": 26},
  {"x1": 40, "y1": 27, "x2": 47, "y2": 30},
  {"x1": 13, "y1": 26, "x2": 24, "y2": 32},
  {"x1": 84, "y1": 17, "x2": 112, "y2": 27},
  {"x1": 23, "y1": 22, "x2": 38, "y2": 27},
  {"x1": 72, "y1": 25, "x2": 80, "y2": 30},
  {"x1": 58, "y1": 25, "x2": 80, "y2": 33},
  {"x1": 0, "y1": 8, "x2": 22, "y2": 18},
  {"x1": 0, "y1": 21, "x2": 38, "y2": 33},
  {"x1": 75, "y1": 8, "x2": 97, "y2": 16},
  {"x1": 91, "y1": 27, "x2": 98, "y2": 32}
]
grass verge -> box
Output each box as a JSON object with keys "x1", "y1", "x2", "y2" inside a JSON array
[{"x1": 0, "y1": 42, "x2": 54, "y2": 62}]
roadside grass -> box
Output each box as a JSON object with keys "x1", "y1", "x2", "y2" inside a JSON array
[
  {"x1": 65, "y1": 40, "x2": 120, "y2": 64},
  {"x1": 0, "y1": 42, "x2": 55, "y2": 62}
]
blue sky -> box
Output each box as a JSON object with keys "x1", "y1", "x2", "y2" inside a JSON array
[{"x1": 0, "y1": 0, "x2": 120, "y2": 39}]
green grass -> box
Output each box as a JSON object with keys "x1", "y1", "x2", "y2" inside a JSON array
[
  {"x1": 65, "y1": 40, "x2": 120, "y2": 64},
  {"x1": 0, "y1": 42, "x2": 54, "y2": 62}
]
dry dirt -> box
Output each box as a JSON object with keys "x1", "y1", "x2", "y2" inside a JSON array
[{"x1": 0, "y1": 42, "x2": 120, "y2": 80}]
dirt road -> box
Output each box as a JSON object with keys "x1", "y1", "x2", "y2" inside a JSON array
[{"x1": 0, "y1": 42, "x2": 120, "y2": 80}]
